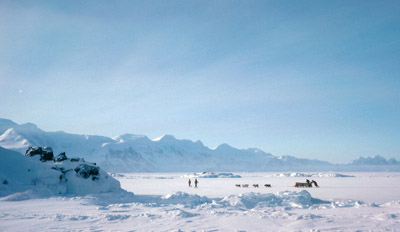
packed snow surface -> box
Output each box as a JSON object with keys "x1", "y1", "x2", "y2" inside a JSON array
[{"x1": 2, "y1": 171, "x2": 400, "y2": 231}]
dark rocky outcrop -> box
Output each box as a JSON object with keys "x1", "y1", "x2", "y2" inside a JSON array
[
  {"x1": 42, "y1": 147, "x2": 54, "y2": 161},
  {"x1": 1, "y1": 146, "x2": 123, "y2": 196},
  {"x1": 25, "y1": 146, "x2": 43, "y2": 156},
  {"x1": 54, "y1": 152, "x2": 67, "y2": 162},
  {"x1": 24, "y1": 147, "x2": 100, "y2": 181},
  {"x1": 25, "y1": 146, "x2": 54, "y2": 161},
  {"x1": 74, "y1": 164, "x2": 100, "y2": 180}
]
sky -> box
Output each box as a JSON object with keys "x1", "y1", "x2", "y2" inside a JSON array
[{"x1": 1, "y1": 0, "x2": 400, "y2": 163}]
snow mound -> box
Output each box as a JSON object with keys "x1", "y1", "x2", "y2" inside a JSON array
[
  {"x1": 268, "y1": 172, "x2": 355, "y2": 178},
  {"x1": 0, "y1": 146, "x2": 125, "y2": 200},
  {"x1": 380, "y1": 200, "x2": 400, "y2": 207},
  {"x1": 151, "y1": 190, "x2": 333, "y2": 210},
  {"x1": 166, "y1": 208, "x2": 199, "y2": 218},
  {"x1": 220, "y1": 190, "x2": 329, "y2": 210},
  {"x1": 162, "y1": 192, "x2": 213, "y2": 206},
  {"x1": 316, "y1": 173, "x2": 355, "y2": 177},
  {"x1": 183, "y1": 172, "x2": 241, "y2": 178}
]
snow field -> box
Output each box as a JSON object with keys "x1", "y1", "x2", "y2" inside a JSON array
[
  {"x1": 1, "y1": 172, "x2": 400, "y2": 231},
  {"x1": 116, "y1": 172, "x2": 400, "y2": 203}
]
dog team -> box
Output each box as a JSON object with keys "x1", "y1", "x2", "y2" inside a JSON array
[{"x1": 235, "y1": 184, "x2": 271, "y2": 188}]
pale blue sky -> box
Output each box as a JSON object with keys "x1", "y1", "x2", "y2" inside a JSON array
[{"x1": 1, "y1": 0, "x2": 399, "y2": 163}]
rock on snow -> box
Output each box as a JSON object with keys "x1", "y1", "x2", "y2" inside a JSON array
[{"x1": 0, "y1": 146, "x2": 124, "y2": 200}]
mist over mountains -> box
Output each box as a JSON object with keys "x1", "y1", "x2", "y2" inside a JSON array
[{"x1": 1, "y1": 118, "x2": 399, "y2": 172}]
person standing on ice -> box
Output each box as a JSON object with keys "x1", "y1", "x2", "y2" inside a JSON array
[
  {"x1": 188, "y1": 179, "x2": 191, "y2": 187},
  {"x1": 194, "y1": 178, "x2": 199, "y2": 188}
]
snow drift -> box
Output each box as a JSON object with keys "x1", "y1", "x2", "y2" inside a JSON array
[
  {"x1": 0, "y1": 146, "x2": 124, "y2": 200},
  {"x1": 138, "y1": 190, "x2": 362, "y2": 211},
  {"x1": 219, "y1": 190, "x2": 330, "y2": 210}
]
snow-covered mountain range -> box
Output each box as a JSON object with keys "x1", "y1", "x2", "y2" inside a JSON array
[{"x1": 1, "y1": 118, "x2": 399, "y2": 172}]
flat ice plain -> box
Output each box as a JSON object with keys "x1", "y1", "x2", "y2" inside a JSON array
[{"x1": 1, "y1": 172, "x2": 400, "y2": 231}]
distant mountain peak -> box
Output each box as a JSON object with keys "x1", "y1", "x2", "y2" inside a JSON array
[
  {"x1": 215, "y1": 143, "x2": 234, "y2": 151},
  {"x1": 0, "y1": 128, "x2": 30, "y2": 149},
  {"x1": 0, "y1": 118, "x2": 19, "y2": 134},
  {"x1": 153, "y1": 134, "x2": 176, "y2": 142},
  {"x1": 0, "y1": 118, "x2": 18, "y2": 126},
  {"x1": 114, "y1": 134, "x2": 151, "y2": 142},
  {"x1": 350, "y1": 155, "x2": 398, "y2": 165},
  {"x1": 1, "y1": 117, "x2": 400, "y2": 172},
  {"x1": 18, "y1": 122, "x2": 42, "y2": 132},
  {"x1": 195, "y1": 140, "x2": 204, "y2": 146}
]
